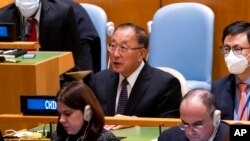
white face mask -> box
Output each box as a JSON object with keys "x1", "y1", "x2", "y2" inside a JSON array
[
  {"x1": 15, "y1": 0, "x2": 40, "y2": 18},
  {"x1": 225, "y1": 51, "x2": 250, "y2": 74}
]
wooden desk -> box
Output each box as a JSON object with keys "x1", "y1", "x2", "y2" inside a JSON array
[
  {"x1": 0, "y1": 51, "x2": 74, "y2": 114},
  {"x1": 0, "y1": 42, "x2": 40, "y2": 50},
  {"x1": 0, "y1": 114, "x2": 58, "y2": 132},
  {"x1": 2, "y1": 115, "x2": 250, "y2": 133}
]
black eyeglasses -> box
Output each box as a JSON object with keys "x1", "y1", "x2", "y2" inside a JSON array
[
  {"x1": 107, "y1": 43, "x2": 143, "y2": 54},
  {"x1": 220, "y1": 45, "x2": 250, "y2": 55}
]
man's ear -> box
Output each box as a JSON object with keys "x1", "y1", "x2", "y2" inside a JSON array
[
  {"x1": 139, "y1": 47, "x2": 147, "y2": 60},
  {"x1": 143, "y1": 48, "x2": 149, "y2": 60}
]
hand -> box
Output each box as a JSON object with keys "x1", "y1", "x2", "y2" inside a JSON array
[{"x1": 104, "y1": 114, "x2": 136, "y2": 130}]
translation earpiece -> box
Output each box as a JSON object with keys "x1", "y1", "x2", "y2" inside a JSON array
[
  {"x1": 84, "y1": 105, "x2": 92, "y2": 122},
  {"x1": 106, "y1": 22, "x2": 115, "y2": 37},
  {"x1": 212, "y1": 110, "x2": 221, "y2": 127}
]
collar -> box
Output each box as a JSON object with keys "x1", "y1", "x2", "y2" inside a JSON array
[{"x1": 119, "y1": 61, "x2": 145, "y2": 87}]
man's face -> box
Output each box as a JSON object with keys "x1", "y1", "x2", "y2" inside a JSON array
[
  {"x1": 180, "y1": 100, "x2": 214, "y2": 141},
  {"x1": 223, "y1": 33, "x2": 250, "y2": 75},
  {"x1": 108, "y1": 28, "x2": 145, "y2": 77}
]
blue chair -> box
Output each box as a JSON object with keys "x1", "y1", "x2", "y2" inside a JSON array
[
  {"x1": 148, "y1": 2, "x2": 214, "y2": 91},
  {"x1": 80, "y1": 3, "x2": 108, "y2": 70}
]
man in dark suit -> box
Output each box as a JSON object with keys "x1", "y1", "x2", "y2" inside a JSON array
[
  {"x1": 60, "y1": 0, "x2": 101, "y2": 72},
  {"x1": 158, "y1": 89, "x2": 229, "y2": 141},
  {"x1": 211, "y1": 21, "x2": 250, "y2": 120},
  {"x1": 0, "y1": 0, "x2": 97, "y2": 71},
  {"x1": 90, "y1": 23, "x2": 182, "y2": 130}
]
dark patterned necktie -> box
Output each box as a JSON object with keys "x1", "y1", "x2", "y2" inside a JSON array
[{"x1": 116, "y1": 79, "x2": 128, "y2": 114}]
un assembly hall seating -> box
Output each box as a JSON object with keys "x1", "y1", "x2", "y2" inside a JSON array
[
  {"x1": 1, "y1": 0, "x2": 250, "y2": 139},
  {"x1": 1, "y1": 0, "x2": 250, "y2": 85}
]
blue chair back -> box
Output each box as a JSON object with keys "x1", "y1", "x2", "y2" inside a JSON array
[
  {"x1": 80, "y1": 3, "x2": 107, "y2": 70},
  {"x1": 148, "y1": 2, "x2": 214, "y2": 90}
]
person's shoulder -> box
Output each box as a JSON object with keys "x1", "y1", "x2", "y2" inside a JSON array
[
  {"x1": 96, "y1": 129, "x2": 119, "y2": 141},
  {"x1": 0, "y1": 3, "x2": 16, "y2": 12},
  {"x1": 144, "y1": 63, "x2": 175, "y2": 78},
  {"x1": 213, "y1": 74, "x2": 235, "y2": 84},
  {"x1": 158, "y1": 126, "x2": 187, "y2": 141},
  {"x1": 42, "y1": 0, "x2": 72, "y2": 9},
  {"x1": 212, "y1": 74, "x2": 235, "y2": 91},
  {"x1": 94, "y1": 69, "x2": 115, "y2": 78}
]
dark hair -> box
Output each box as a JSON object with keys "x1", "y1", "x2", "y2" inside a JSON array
[
  {"x1": 182, "y1": 88, "x2": 216, "y2": 118},
  {"x1": 115, "y1": 23, "x2": 149, "y2": 49},
  {"x1": 56, "y1": 81, "x2": 104, "y2": 140},
  {"x1": 222, "y1": 21, "x2": 250, "y2": 43}
]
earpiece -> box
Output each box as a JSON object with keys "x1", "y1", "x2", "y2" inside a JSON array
[
  {"x1": 84, "y1": 105, "x2": 92, "y2": 122},
  {"x1": 208, "y1": 110, "x2": 221, "y2": 141},
  {"x1": 212, "y1": 110, "x2": 221, "y2": 127},
  {"x1": 106, "y1": 22, "x2": 115, "y2": 37}
]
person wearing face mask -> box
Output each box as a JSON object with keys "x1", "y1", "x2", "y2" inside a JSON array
[
  {"x1": 158, "y1": 89, "x2": 229, "y2": 141},
  {"x1": 211, "y1": 21, "x2": 250, "y2": 121},
  {"x1": 0, "y1": 0, "x2": 95, "y2": 71}
]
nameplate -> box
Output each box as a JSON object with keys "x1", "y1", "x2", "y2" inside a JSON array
[
  {"x1": 20, "y1": 95, "x2": 58, "y2": 116},
  {"x1": 0, "y1": 23, "x2": 16, "y2": 42}
]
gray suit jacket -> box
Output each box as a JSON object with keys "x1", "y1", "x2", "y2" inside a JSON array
[{"x1": 90, "y1": 62, "x2": 182, "y2": 117}]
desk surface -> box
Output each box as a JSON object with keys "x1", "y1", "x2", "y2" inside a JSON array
[
  {"x1": 112, "y1": 126, "x2": 166, "y2": 141},
  {"x1": 29, "y1": 124, "x2": 164, "y2": 141}
]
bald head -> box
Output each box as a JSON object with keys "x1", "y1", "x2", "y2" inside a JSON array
[{"x1": 181, "y1": 89, "x2": 217, "y2": 118}]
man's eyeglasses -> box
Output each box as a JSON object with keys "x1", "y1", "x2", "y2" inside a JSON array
[
  {"x1": 178, "y1": 122, "x2": 204, "y2": 131},
  {"x1": 220, "y1": 45, "x2": 250, "y2": 55},
  {"x1": 107, "y1": 43, "x2": 143, "y2": 54}
]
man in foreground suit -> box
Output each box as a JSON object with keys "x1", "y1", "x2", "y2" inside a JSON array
[
  {"x1": 158, "y1": 89, "x2": 229, "y2": 141},
  {"x1": 211, "y1": 21, "x2": 250, "y2": 120},
  {"x1": 90, "y1": 23, "x2": 182, "y2": 130}
]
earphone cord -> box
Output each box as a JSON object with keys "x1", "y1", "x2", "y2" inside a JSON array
[
  {"x1": 208, "y1": 119, "x2": 220, "y2": 141},
  {"x1": 80, "y1": 121, "x2": 89, "y2": 141}
]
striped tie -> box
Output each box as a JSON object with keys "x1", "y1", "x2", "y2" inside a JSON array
[
  {"x1": 238, "y1": 83, "x2": 248, "y2": 120},
  {"x1": 116, "y1": 79, "x2": 128, "y2": 114}
]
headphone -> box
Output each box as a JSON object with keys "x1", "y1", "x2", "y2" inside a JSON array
[
  {"x1": 83, "y1": 105, "x2": 92, "y2": 122},
  {"x1": 208, "y1": 109, "x2": 221, "y2": 141},
  {"x1": 106, "y1": 22, "x2": 115, "y2": 37},
  {"x1": 212, "y1": 109, "x2": 221, "y2": 127}
]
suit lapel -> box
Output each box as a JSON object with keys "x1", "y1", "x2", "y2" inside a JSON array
[
  {"x1": 125, "y1": 63, "x2": 152, "y2": 115},
  {"x1": 226, "y1": 74, "x2": 236, "y2": 119},
  {"x1": 107, "y1": 72, "x2": 119, "y2": 115},
  {"x1": 39, "y1": 0, "x2": 51, "y2": 45}
]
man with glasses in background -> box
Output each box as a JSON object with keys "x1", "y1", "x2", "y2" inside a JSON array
[
  {"x1": 212, "y1": 21, "x2": 250, "y2": 120},
  {"x1": 158, "y1": 89, "x2": 229, "y2": 141},
  {"x1": 89, "y1": 23, "x2": 182, "y2": 130}
]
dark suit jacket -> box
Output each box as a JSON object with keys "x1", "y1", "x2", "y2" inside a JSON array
[
  {"x1": 0, "y1": 0, "x2": 92, "y2": 71},
  {"x1": 90, "y1": 62, "x2": 182, "y2": 117},
  {"x1": 158, "y1": 122, "x2": 229, "y2": 141},
  {"x1": 211, "y1": 74, "x2": 240, "y2": 120},
  {"x1": 60, "y1": 0, "x2": 101, "y2": 72}
]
